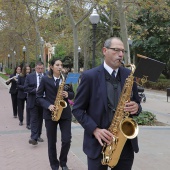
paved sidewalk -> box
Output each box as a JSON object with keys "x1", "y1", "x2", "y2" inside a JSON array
[
  {"x1": 0, "y1": 76, "x2": 170, "y2": 170},
  {"x1": 0, "y1": 77, "x2": 87, "y2": 170},
  {"x1": 140, "y1": 89, "x2": 170, "y2": 125}
]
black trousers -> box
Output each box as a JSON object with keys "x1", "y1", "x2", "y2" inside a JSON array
[
  {"x1": 11, "y1": 94, "x2": 18, "y2": 117},
  {"x1": 18, "y1": 98, "x2": 26, "y2": 122},
  {"x1": 87, "y1": 140, "x2": 134, "y2": 170},
  {"x1": 30, "y1": 105, "x2": 43, "y2": 140},
  {"x1": 45, "y1": 118, "x2": 72, "y2": 169},
  {"x1": 26, "y1": 107, "x2": 31, "y2": 126}
]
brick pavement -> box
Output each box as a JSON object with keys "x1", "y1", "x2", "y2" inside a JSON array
[{"x1": 0, "y1": 77, "x2": 87, "y2": 170}]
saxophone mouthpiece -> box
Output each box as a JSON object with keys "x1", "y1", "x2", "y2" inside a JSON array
[{"x1": 120, "y1": 60, "x2": 125, "y2": 67}]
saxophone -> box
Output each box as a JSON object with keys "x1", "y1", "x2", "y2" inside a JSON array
[
  {"x1": 101, "y1": 64, "x2": 139, "y2": 168},
  {"x1": 52, "y1": 71, "x2": 67, "y2": 121}
]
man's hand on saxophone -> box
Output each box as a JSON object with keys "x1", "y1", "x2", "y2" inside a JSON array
[
  {"x1": 93, "y1": 128, "x2": 114, "y2": 146},
  {"x1": 124, "y1": 101, "x2": 139, "y2": 115},
  {"x1": 48, "y1": 104, "x2": 56, "y2": 112}
]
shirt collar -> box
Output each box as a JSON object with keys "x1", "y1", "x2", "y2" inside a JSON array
[
  {"x1": 104, "y1": 61, "x2": 119, "y2": 76},
  {"x1": 53, "y1": 75, "x2": 60, "y2": 81},
  {"x1": 36, "y1": 72, "x2": 43, "y2": 76}
]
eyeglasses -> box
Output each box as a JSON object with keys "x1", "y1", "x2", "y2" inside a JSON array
[
  {"x1": 107, "y1": 48, "x2": 127, "y2": 54},
  {"x1": 36, "y1": 67, "x2": 44, "y2": 70}
]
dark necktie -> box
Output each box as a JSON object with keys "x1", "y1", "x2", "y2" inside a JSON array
[
  {"x1": 55, "y1": 79, "x2": 60, "y2": 86},
  {"x1": 112, "y1": 70, "x2": 116, "y2": 79},
  {"x1": 38, "y1": 74, "x2": 42, "y2": 84}
]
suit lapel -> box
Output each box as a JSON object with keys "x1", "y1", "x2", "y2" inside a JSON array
[
  {"x1": 119, "y1": 67, "x2": 126, "y2": 89},
  {"x1": 97, "y1": 65, "x2": 108, "y2": 111},
  {"x1": 33, "y1": 72, "x2": 37, "y2": 85}
]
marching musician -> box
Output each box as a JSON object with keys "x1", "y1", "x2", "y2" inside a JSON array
[
  {"x1": 24, "y1": 61, "x2": 45, "y2": 145},
  {"x1": 6, "y1": 66, "x2": 21, "y2": 118},
  {"x1": 72, "y1": 37, "x2": 142, "y2": 170},
  {"x1": 17, "y1": 64, "x2": 31, "y2": 127},
  {"x1": 36, "y1": 58, "x2": 74, "y2": 170}
]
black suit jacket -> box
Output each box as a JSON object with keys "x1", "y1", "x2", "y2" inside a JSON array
[
  {"x1": 72, "y1": 64, "x2": 142, "y2": 159},
  {"x1": 36, "y1": 75, "x2": 75, "y2": 120},
  {"x1": 6, "y1": 74, "x2": 18, "y2": 94},
  {"x1": 17, "y1": 75, "x2": 27, "y2": 99},
  {"x1": 24, "y1": 72, "x2": 45, "y2": 109}
]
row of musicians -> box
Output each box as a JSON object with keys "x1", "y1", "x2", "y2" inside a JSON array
[
  {"x1": 6, "y1": 60, "x2": 74, "y2": 170},
  {"x1": 6, "y1": 64, "x2": 32, "y2": 129}
]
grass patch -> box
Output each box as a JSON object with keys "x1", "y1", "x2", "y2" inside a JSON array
[{"x1": 0, "y1": 73, "x2": 9, "y2": 80}]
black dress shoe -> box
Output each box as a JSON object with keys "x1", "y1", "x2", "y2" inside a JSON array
[
  {"x1": 29, "y1": 139, "x2": 38, "y2": 145},
  {"x1": 19, "y1": 122, "x2": 23, "y2": 126},
  {"x1": 51, "y1": 165, "x2": 59, "y2": 170},
  {"x1": 37, "y1": 137, "x2": 44, "y2": 142},
  {"x1": 26, "y1": 125, "x2": 31, "y2": 129},
  {"x1": 13, "y1": 116, "x2": 17, "y2": 118},
  {"x1": 61, "y1": 165, "x2": 69, "y2": 170}
]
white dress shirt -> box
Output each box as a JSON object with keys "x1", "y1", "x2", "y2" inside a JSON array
[{"x1": 104, "y1": 61, "x2": 119, "y2": 77}]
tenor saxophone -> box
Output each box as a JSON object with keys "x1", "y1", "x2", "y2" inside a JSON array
[
  {"x1": 52, "y1": 71, "x2": 67, "y2": 121},
  {"x1": 101, "y1": 64, "x2": 139, "y2": 168}
]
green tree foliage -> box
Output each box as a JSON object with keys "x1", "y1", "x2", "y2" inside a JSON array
[
  {"x1": 0, "y1": 0, "x2": 170, "y2": 77},
  {"x1": 128, "y1": 0, "x2": 170, "y2": 78},
  {"x1": 54, "y1": 44, "x2": 66, "y2": 58}
]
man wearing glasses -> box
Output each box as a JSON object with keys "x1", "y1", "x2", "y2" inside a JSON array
[
  {"x1": 72, "y1": 37, "x2": 142, "y2": 170},
  {"x1": 24, "y1": 61, "x2": 45, "y2": 145}
]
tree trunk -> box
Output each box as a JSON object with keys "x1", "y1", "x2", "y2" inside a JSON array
[
  {"x1": 117, "y1": 0, "x2": 131, "y2": 64},
  {"x1": 64, "y1": 0, "x2": 96, "y2": 72},
  {"x1": 73, "y1": 25, "x2": 79, "y2": 73}
]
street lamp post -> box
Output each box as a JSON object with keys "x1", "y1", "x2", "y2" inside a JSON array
[
  {"x1": 78, "y1": 46, "x2": 81, "y2": 72},
  {"x1": 13, "y1": 51, "x2": 16, "y2": 68},
  {"x1": 89, "y1": 9, "x2": 100, "y2": 68},
  {"x1": 8, "y1": 54, "x2": 10, "y2": 68},
  {"x1": 22, "y1": 46, "x2": 26, "y2": 64},
  {"x1": 39, "y1": 54, "x2": 42, "y2": 61},
  {"x1": 40, "y1": 37, "x2": 45, "y2": 62}
]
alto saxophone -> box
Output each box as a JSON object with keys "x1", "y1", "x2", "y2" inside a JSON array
[
  {"x1": 101, "y1": 64, "x2": 139, "y2": 168},
  {"x1": 52, "y1": 71, "x2": 67, "y2": 121}
]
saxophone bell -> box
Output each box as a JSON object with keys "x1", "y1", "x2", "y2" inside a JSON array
[
  {"x1": 59, "y1": 100, "x2": 67, "y2": 108},
  {"x1": 120, "y1": 117, "x2": 139, "y2": 139}
]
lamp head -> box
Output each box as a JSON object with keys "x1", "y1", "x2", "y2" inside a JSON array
[
  {"x1": 23, "y1": 46, "x2": 26, "y2": 52},
  {"x1": 78, "y1": 46, "x2": 81, "y2": 53},
  {"x1": 40, "y1": 37, "x2": 44, "y2": 45},
  {"x1": 89, "y1": 9, "x2": 100, "y2": 24},
  {"x1": 128, "y1": 38, "x2": 133, "y2": 45}
]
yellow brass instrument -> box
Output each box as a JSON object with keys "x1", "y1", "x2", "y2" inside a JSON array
[
  {"x1": 101, "y1": 64, "x2": 139, "y2": 168},
  {"x1": 137, "y1": 54, "x2": 148, "y2": 59},
  {"x1": 52, "y1": 71, "x2": 67, "y2": 121},
  {"x1": 5, "y1": 76, "x2": 17, "y2": 85}
]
